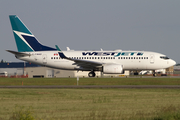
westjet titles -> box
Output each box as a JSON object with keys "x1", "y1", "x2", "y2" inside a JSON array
[{"x1": 82, "y1": 52, "x2": 143, "y2": 56}]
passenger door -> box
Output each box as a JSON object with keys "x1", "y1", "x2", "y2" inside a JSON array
[
  {"x1": 42, "y1": 54, "x2": 47, "y2": 64},
  {"x1": 150, "y1": 54, "x2": 154, "y2": 64}
]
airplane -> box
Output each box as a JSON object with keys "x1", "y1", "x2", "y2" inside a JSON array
[{"x1": 7, "y1": 15, "x2": 176, "y2": 77}]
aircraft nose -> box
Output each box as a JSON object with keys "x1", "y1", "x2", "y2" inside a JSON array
[{"x1": 170, "y1": 59, "x2": 176, "y2": 66}]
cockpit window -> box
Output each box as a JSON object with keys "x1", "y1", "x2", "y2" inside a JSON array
[{"x1": 160, "y1": 56, "x2": 169, "y2": 60}]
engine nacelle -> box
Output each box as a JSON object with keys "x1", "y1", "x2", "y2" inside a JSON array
[{"x1": 103, "y1": 64, "x2": 124, "y2": 74}]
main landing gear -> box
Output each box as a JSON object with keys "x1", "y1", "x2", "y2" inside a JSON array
[
  {"x1": 88, "y1": 71, "x2": 96, "y2": 77},
  {"x1": 153, "y1": 70, "x2": 157, "y2": 77}
]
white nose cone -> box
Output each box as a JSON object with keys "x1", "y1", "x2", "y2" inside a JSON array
[{"x1": 170, "y1": 59, "x2": 176, "y2": 66}]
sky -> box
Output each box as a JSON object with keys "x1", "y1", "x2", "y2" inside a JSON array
[{"x1": 0, "y1": 0, "x2": 180, "y2": 63}]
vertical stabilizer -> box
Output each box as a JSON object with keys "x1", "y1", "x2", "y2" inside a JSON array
[{"x1": 9, "y1": 15, "x2": 56, "y2": 52}]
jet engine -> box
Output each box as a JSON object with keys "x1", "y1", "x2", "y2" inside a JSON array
[{"x1": 103, "y1": 64, "x2": 124, "y2": 74}]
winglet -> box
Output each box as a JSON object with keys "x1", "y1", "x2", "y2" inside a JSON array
[
  {"x1": 55, "y1": 45, "x2": 61, "y2": 51},
  {"x1": 67, "y1": 47, "x2": 70, "y2": 51},
  {"x1": 58, "y1": 52, "x2": 67, "y2": 59}
]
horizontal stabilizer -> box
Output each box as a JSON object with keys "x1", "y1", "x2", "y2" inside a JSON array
[{"x1": 6, "y1": 50, "x2": 30, "y2": 56}]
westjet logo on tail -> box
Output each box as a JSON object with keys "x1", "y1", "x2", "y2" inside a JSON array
[{"x1": 82, "y1": 52, "x2": 143, "y2": 57}]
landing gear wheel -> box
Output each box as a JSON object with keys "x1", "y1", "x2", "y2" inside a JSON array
[
  {"x1": 88, "y1": 71, "x2": 96, "y2": 77},
  {"x1": 153, "y1": 73, "x2": 157, "y2": 77},
  {"x1": 153, "y1": 70, "x2": 156, "y2": 77}
]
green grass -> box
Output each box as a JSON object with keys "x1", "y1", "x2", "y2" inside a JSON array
[
  {"x1": 9, "y1": 105, "x2": 36, "y2": 120},
  {"x1": 0, "y1": 77, "x2": 180, "y2": 86},
  {"x1": 0, "y1": 78, "x2": 180, "y2": 119},
  {"x1": 0, "y1": 89, "x2": 180, "y2": 119}
]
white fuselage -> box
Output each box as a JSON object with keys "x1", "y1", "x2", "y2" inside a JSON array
[
  {"x1": 16, "y1": 50, "x2": 176, "y2": 72},
  {"x1": 8, "y1": 15, "x2": 176, "y2": 77}
]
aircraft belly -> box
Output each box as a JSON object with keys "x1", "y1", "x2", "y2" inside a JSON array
[
  {"x1": 123, "y1": 61, "x2": 147, "y2": 70},
  {"x1": 146, "y1": 61, "x2": 168, "y2": 70}
]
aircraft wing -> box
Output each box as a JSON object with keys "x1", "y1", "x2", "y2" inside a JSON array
[
  {"x1": 6, "y1": 50, "x2": 31, "y2": 56},
  {"x1": 58, "y1": 52, "x2": 102, "y2": 69}
]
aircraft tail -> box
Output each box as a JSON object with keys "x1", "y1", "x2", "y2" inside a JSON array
[{"x1": 9, "y1": 15, "x2": 56, "y2": 52}]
